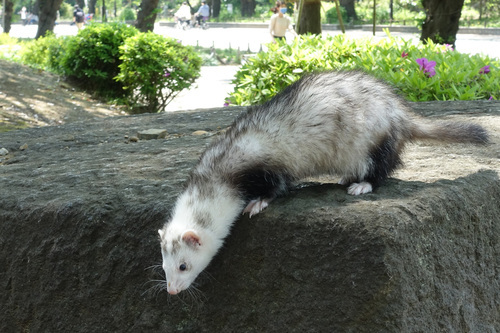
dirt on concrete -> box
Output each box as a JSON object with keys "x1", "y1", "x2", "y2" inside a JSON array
[{"x1": 0, "y1": 59, "x2": 123, "y2": 132}]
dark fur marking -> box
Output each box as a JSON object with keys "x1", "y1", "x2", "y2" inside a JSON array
[
  {"x1": 194, "y1": 212, "x2": 211, "y2": 228},
  {"x1": 234, "y1": 165, "x2": 293, "y2": 202},
  {"x1": 187, "y1": 173, "x2": 216, "y2": 199},
  {"x1": 169, "y1": 239, "x2": 181, "y2": 255},
  {"x1": 454, "y1": 123, "x2": 489, "y2": 144},
  {"x1": 364, "y1": 133, "x2": 403, "y2": 188}
]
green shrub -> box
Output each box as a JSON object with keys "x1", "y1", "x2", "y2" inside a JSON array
[
  {"x1": 58, "y1": 2, "x2": 73, "y2": 20},
  {"x1": 60, "y1": 22, "x2": 139, "y2": 98},
  {"x1": 228, "y1": 33, "x2": 499, "y2": 105},
  {"x1": 325, "y1": 6, "x2": 347, "y2": 24},
  {"x1": 119, "y1": 7, "x2": 136, "y2": 22},
  {"x1": 20, "y1": 32, "x2": 69, "y2": 72},
  {"x1": 0, "y1": 34, "x2": 23, "y2": 61},
  {"x1": 216, "y1": 6, "x2": 238, "y2": 22},
  {"x1": 116, "y1": 32, "x2": 202, "y2": 113}
]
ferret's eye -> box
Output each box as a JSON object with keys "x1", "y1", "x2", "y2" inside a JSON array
[{"x1": 179, "y1": 263, "x2": 187, "y2": 271}]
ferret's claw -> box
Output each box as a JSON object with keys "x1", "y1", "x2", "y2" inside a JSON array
[{"x1": 243, "y1": 198, "x2": 269, "y2": 217}]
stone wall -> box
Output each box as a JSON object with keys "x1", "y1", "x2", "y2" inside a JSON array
[{"x1": 1, "y1": 101, "x2": 499, "y2": 332}]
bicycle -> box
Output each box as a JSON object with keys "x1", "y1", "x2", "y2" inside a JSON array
[
  {"x1": 193, "y1": 15, "x2": 209, "y2": 30},
  {"x1": 175, "y1": 17, "x2": 191, "y2": 30}
]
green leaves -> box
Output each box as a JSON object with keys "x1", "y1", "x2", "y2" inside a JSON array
[
  {"x1": 60, "y1": 22, "x2": 139, "y2": 98},
  {"x1": 116, "y1": 32, "x2": 202, "y2": 113},
  {"x1": 228, "y1": 34, "x2": 499, "y2": 105},
  {"x1": 16, "y1": 23, "x2": 201, "y2": 113}
]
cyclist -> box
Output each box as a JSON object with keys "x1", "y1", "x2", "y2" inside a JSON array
[
  {"x1": 195, "y1": 1, "x2": 210, "y2": 27},
  {"x1": 175, "y1": 2, "x2": 191, "y2": 28}
]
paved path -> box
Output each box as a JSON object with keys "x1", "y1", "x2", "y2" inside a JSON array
[{"x1": 164, "y1": 65, "x2": 238, "y2": 111}]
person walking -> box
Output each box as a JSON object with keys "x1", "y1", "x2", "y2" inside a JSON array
[
  {"x1": 73, "y1": 5, "x2": 85, "y2": 30},
  {"x1": 20, "y1": 6, "x2": 27, "y2": 25},
  {"x1": 269, "y1": 1, "x2": 297, "y2": 42}
]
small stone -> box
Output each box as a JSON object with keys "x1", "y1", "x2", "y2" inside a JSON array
[
  {"x1": 62, "y1": 135, "x2": 75, "y2": 142},
  {"x1": 192, "y1": 130, "x2": 209, "y2": 136},
  {"x1": 137, "y1": 129, "x2": 168, "y2": 140},
  {"x1": 129, "y1": 136, "x2": 139, "y2": 143},
  {"x1": 19, "y1": 144, "x2": 28, "y2": 151},
  {"x1": 0, "y1": 148, "x2": 8, "y2": 156}
]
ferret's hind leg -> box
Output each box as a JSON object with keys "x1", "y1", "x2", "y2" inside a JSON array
[
  {"x1": 338, "y1": 176, "x2": 351, "y2": 186},
  {"x1": 339, "y1": 174, "x2": 372, "y2": 195},
  {"x1": 347, "y1": 133, "x2": 404, "y2": 196},
  {"x1": 243, "y1": 197, "x2": 272, "y2": 217}
]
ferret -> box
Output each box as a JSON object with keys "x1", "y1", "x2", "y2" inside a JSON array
[{"x1": 157, "y1": 70, "x2": 488, "y2": 295}]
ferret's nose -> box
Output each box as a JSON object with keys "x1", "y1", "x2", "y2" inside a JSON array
[{"x1": 167, "y1": 283, "x2": 179, "y2": 295}]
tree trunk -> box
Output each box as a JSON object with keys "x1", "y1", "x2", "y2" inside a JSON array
[
  {"x1": 420, "y1": 0, "x2": 464, "y2": 48},
  {"x1": 102, "y1": 0, "x2": 107, "y2": 22},
  {"x1": 35, "y1": 0, "x2": 64, "y2": 39},
  {"x1": 88, "y1": 0, "x2": 97, "y2": 14},
  {"x1": 240, "y1": 0, "x2": 255, "y2": 17},
  {"x1": 339, "y1": 0, "x2": 357, "y2": 21},
  {"x1": 2, "y1": 0, "x2": 14, "y2": 34},
  {"x1": 76, "y1": 0, "x2": 85, "y2": 10},
  {"x1": 211, "y1": 0, "x2": 220, "y2": 18},
  {"x1": 32, "y1": 0, "x2": 40, "y2": 15},
  {"x1": 296, "y1": 0, "x2": 321, "y2": 35},
  {"x1": 135, "y1": 0, "x2": 160, "y2": 32}
]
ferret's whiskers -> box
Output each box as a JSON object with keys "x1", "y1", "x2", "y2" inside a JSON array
[{"x1": 141, "y1": 279, "x2": 168, "y2": 298}]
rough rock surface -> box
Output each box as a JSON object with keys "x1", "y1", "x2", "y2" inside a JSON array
[{"x1": 1, "y1": 101, "x2": 499, "y2": 332}]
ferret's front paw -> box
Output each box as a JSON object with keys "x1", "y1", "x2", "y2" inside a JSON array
[
  {"x1": 347, "y1": 182, "x2": 373, "y2": 195},
  {"x1": 243, "y1": 198, "x2": 269, "y2": 218}
]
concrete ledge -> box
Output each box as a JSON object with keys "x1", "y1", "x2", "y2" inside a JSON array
[{"x1": 0, "y1": 101, "x2": 499, "y2": 332}]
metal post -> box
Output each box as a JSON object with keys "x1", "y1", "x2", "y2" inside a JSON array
[
  {"x1": 373, "y1": 0, "x2": 376, "y2": 36},
  {"x1": 334, "y1": 0, "x2": 345, "y2": 34}
]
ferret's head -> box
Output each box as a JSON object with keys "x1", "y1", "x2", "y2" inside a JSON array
[{"x1": 158, "y1": 226, "x2": 219, "y2": 295}]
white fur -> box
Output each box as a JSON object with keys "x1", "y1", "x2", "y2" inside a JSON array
[
  {"x1": 347, "y1": 182, "x2": 373, "y2": 195},
  {"x1": 158, "y1": 183, "x2": 244, "y2": 294}
]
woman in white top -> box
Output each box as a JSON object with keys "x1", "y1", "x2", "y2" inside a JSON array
[
  {"x1": 269, "y1": 1, "x2": 297, "y2": 42},
  {"x1": 175, "y1": 2, "x2": 192, "y2": 24}
]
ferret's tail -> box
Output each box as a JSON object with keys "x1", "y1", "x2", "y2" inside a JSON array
[{"x1": 410, "y1": 119, "x2": 489, "y2": 144}]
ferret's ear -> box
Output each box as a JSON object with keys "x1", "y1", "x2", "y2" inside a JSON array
[
  {"x1": 158, "y1": 229, "x2": 164, "y2": 238},
  {"x1": 182, "y1": 230, "x2": 202, "y2": 248}
]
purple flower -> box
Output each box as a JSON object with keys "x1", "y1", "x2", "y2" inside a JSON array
[
  {"x1": 444, "y1": 44, "x2": 454, "y2": 51},
  {"x1": 223, "y1": 99, "x2": 230, "y2": 107},
  {"x1": 401, "y1": 51, "x2": 408, "y2": 58},
  {"x1": 164, "y1": 71, "x2": 171, "y2": 78},
  {"x1": 416, "y1": 58, "x2": 436, "y2": 77},
  {"x1": 489, "y1": 96, "x2": 494, "y2": 100},
  {"x1": 479, "y1": 65, "x2": 490, "y2": 74}
]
